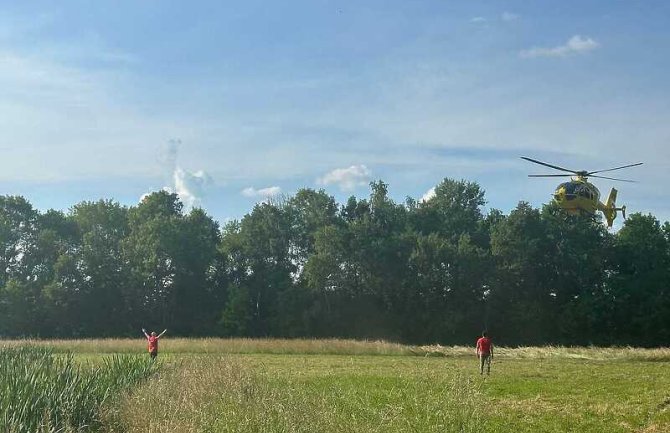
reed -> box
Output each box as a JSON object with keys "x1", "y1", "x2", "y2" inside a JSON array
[{"x1": 0, "y1": 346, "x2": 158, "y2": 432}]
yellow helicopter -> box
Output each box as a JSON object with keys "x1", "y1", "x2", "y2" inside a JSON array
[{"x1": 521, "y1": 157, "x2": 643, "y2": 227}]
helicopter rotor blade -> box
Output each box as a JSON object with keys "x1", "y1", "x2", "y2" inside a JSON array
[
  {"x1": 589, "y1": 175, "x2": 637, "y2": 183},
  {"x1": 528, "y1": 174, "x2": 573, "y2": 177},
  {"x1": 588, "y1": 162, "x2": 643, "y2": 175},
  {"x1": 520, "y1": 157, "x2": 580, "y2": 174}
]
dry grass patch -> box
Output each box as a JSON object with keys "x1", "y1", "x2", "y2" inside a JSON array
[
  {"x1": 1, "y1": 338, "x2": 414, "y2": 356},
  {"x1": 104, "y1": 357, "x2": 241, "y2": 433},
  {"x1": 415, "y1": 344, "x2": 670, "y2": 361},
  {"x1": 3, "y1": 339, "x2": 669, "y2": 361}
]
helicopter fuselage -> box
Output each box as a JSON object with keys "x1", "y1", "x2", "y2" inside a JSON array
[
  {"x1": 553, "y1": 176, "x2": 601, "y2": 215},
  {"x1": 553, "y1": 176, "x2": 623, "y2": 227}
]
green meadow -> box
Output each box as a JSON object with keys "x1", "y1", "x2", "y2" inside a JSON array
[{"x1": 1, "y1": 340, "x2": 669, "y2": 433}]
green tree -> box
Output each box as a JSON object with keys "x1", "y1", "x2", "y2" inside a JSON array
[
  {"x1": 490, "y1": 202, "x2": 555, "y2": 344},
  {"x1": 219, "y1": 201, "x2": 295, "y2": 336},
  {"x1": 124, "y1": 191, "x2": 184, "y2": 330},
  {"x1": 124, "y1": 191, "x2": 220, "y2": 335},
  {"x1": 413, "y1": 179, "x2": 486, "y2": 241},
  {"x1": 0, "y1": 196, "x2": 41, "y2": 336},
  {"x1": 305, "y1": 182, "x2": 411, "y2": 339},
  {"x1": 540, "y1": 204, "x2": 613, "y2": 344},
  {"x1": 608, "y1": 213, "x2": 670, "y2": 345},
  {"x1": 66, "y1": 200, "x2": 130, "y2": 336}
]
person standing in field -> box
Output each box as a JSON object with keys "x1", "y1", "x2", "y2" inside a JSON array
[
  {"x1": 476, "y1": 331, "x2": 493, "y2": 375},
  {"x1": 142, "y1": 328, "x2": 167, "y2": 359}
]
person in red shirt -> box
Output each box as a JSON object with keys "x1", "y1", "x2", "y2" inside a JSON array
[
  {"x1": 476, "y1": 331, "x2": 493, "y2": 375},
  {"x1": 142, "y1": 328, "x2": 167, "y2": 359}
]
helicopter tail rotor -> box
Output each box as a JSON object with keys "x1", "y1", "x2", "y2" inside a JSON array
[
  {"x1": 602, "y1": 188, "x2": 619, "y2": 228},
  {"x1": 603, "y1": 189, "x2": 628, "y2": 227}
]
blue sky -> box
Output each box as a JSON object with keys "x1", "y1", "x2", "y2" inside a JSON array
[{"x1": 1, "y1": 1, "x2": 668, "y2": 226}]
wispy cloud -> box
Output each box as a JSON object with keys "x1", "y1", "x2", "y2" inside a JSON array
[
  {"x1": 520, "y1": 35, "x2": 600, "y2": 58},
  {"x1": 0, "y1": 14, "x2": 158, "y2": 183},
  {"x1": 241, "y1": 186, "x2": 282, "y2": 199},
  {"x1": 470, "y1": 12, "x2": 518, "y2": 24},
  {"x1": 317, "y1": 165, "x2": 371, "y2": 191},
  {"x1": 501, "y1": 12, "x2": 519, "y2": 22}
]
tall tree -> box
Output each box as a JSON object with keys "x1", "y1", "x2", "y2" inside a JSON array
[
  {"x1": 124, "y1": 191, "x2": 184, "y2": 331},
  {"x1": 0, "y1": 196, "x2": 41, "y2": 335},
  {"x1": 490, "y1": 202, "x2": 555, "y2": 344},
  {"x1": 413, "y1": 179, "x2": 486, "y2": 241},
  {"x1": 220, "y1": 201, "x2": 295, "y2": 336},
  {"x1": 608, "y1": 213, "x2": 670, "y2": 345},
  {"x1": 541, "y1": 204, "x2": 613, "y2": 344},
  {"x1": 68, "y1": 200, "x2": 129, "y2": 335}
]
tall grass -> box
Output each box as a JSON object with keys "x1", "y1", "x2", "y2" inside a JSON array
[
  {"x1": 0, "y1": 338, "x2": 414, "y2": 356},
  {"x1": 2, "y1": 338, "x2": 668, "y2": 361},
  {"x1": 0, "y1": 346, "x2": 158, "y2": 433}
]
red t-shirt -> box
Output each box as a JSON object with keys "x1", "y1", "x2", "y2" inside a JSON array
[
  {"x1": 476, "y1": 337, "x2": 492, "y2": 354},
  {"x1": 147, "y1": 336, "x2": 158, "y2": 352}
]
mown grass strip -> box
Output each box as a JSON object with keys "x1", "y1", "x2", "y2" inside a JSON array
[
  {"x1": 111, "y1": 353, "x2": 670, "y2": 433},
  {"x1": 109, "y1": 356, "x2": 488, "y2": 433}
]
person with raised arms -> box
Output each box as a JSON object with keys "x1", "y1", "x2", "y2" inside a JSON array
[{"x1": 142, "y1": 328, "x2": 167, "y2": 359}]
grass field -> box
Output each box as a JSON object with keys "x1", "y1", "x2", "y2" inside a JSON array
[{"x1": 2, "y1": 339, "x2": 669, "y2": 432}]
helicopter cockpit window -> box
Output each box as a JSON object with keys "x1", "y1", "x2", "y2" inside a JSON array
[
  {"x1": 574, "y1": 184, "x2": 592, "y2": 199},
  {"x1": 559, "y1": 182, "x2": 578, "y2": 199}
]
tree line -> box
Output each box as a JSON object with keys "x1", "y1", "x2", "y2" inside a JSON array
[{"x1": 1, "y1": 179, "x2": 669, "y2": 346}]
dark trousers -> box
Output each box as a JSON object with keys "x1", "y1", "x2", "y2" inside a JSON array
[{"x1": 479, "y1": 353, "x2": 491, "y2": 374}]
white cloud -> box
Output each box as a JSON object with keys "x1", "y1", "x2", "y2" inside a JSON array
[
  {"x1": 172, "y1": 168, "x2": 212, "y2": 209},
  {"x1": 420, "y1": 187, "x2": 436, "y2": 203},
  {"x1": 151, "y1": 140, "x2": 213, "y2": 210},
  {"x1": 241, "y1": 186, "x2": 282, "y2": 199},
  {"x1": 470, "y1": 17, "x2": 487, "y2": 24},
  {"x1": 501, "y1": 12, "x2": 519, "y2": 22},
  {"x1": 317, "y1": 165, "x2": 371, "y2": 191},
  {"x1": 520, "y1": 35, "x2": 600, "y2": 58}
]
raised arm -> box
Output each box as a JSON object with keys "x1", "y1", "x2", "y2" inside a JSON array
[
  {"x1": 157, "y1": 329, "x2": 167, "y2": 339},
  {"x1": 142, "y1": 328, "x2": 149, "y2": 339}
]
